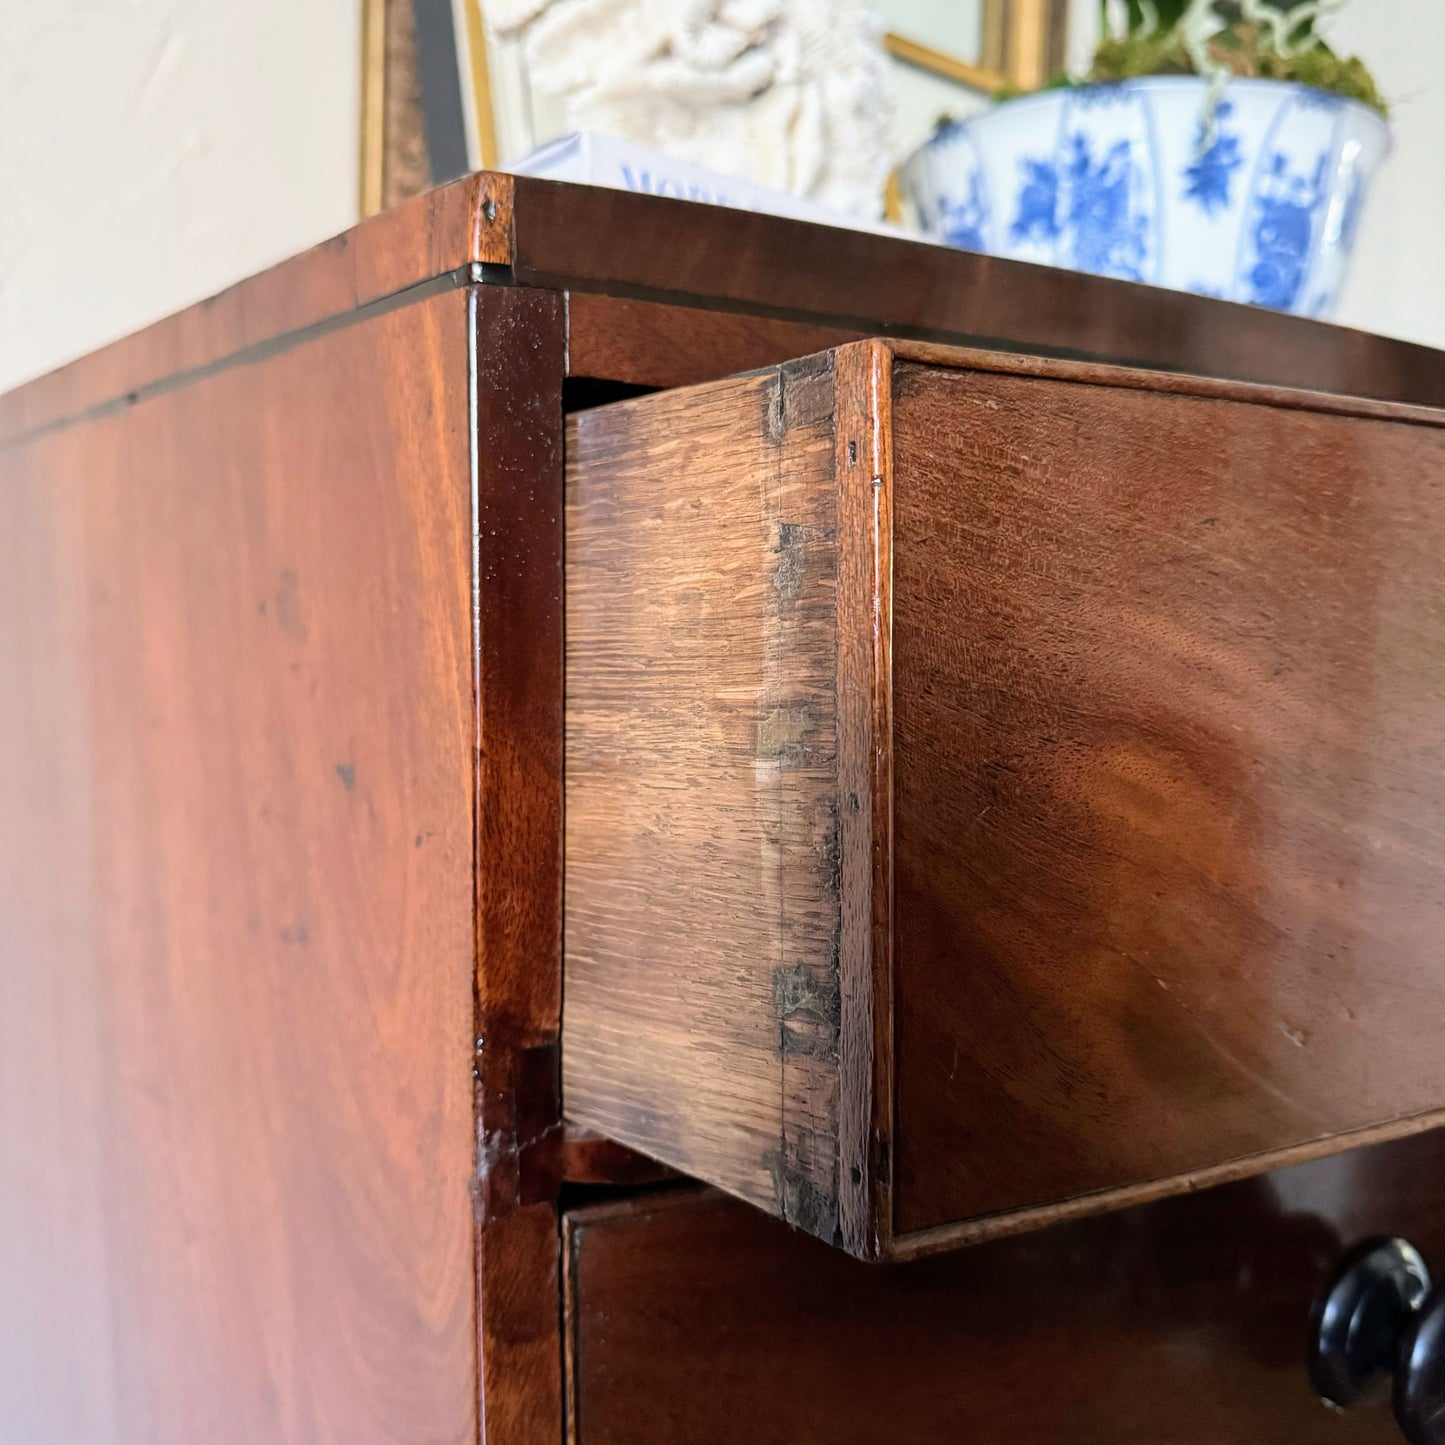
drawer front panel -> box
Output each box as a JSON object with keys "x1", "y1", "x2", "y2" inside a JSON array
[
  {"x1": 565, "y1": 1132, "x2": 1445, "y2": 1445},
  {"x1": 889, "y1": 357, "x2": 1445, "y2": 1241}
]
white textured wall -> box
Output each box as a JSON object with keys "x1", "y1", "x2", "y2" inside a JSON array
[
  {"x1": 0, "y1": 0, "x2": 361, "y2": 393},
  {"x1": 1319, "y1": 0, "x2": 1445, "y2": 347},
  {"x1": 1067, "y1": 0, "x2": 1445, "y2": 349}
]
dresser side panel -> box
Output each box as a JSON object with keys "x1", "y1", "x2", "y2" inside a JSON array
[{"x1": 0, "y1": 291, "x2": 480, "y2": 1443}]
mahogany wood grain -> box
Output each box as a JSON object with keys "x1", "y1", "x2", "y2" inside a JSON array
[
  {"x1": 510, "y1": 176, "x2": 1445, "y2": 406},
  {"x1": 564, "y1": 339, "x2": 1445, "y2": 1260},
  {"x1": 564, "y1": 291, "x2": 866, "y2": 389},
  {"x1": 562, "y1": 1128, "x2": 677, "y2": 1187},
  {"x1": 564, "y1": 1129, "x2": 1445, "y2": 1445},
  {"x1": 887, "y1": 347, "x2": 1445, "y2": 1247},
  {"x1": 0, "y1": 274, "x2": 569, "y2": 1442},
  {"x1": 472, "y1": 284, "x2": 565, "y2": 1221},
  {"x1": 478, "y1": 1202, "x2": 563, "y2": 1445},
  {"x1": 0, "y1": 293, "x2": 479, "y2": 1442},
  {"x1": 471, "y1": 285, "x2": 568, "y2": 1443}
]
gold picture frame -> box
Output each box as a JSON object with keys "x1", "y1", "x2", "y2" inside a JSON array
[
  {"x1": 459, "y1": 0, "x2": 499, "y2": 172},
  {"x1": 359, "y1": 0, "x2": 499, "y2": 217},
  {"x1": 360, "y1": 0, "x2": 388, "y2": 216}
]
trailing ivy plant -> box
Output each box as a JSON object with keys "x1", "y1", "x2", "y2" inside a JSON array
[{"x1": 1088, "y1": 0, "x2": 1387, "y2": 114}]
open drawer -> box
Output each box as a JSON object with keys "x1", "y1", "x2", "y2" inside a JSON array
[{"x1": 563, "y1": 339, "x2": 1445, "y2": 1260}]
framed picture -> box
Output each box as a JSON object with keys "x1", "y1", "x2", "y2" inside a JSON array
[
  {"x1": 360, "y1": 0, "x2": 498, "y2": 215},
  {"x1": 360, "y1": 0, "x2": 1070, "y2": 217},
  {"x1": 876, "y1": 0, "x2": 1071, "y2": 175},
  {"x1": 877, "y1": 0, "x2": 1069, "y2": 96}
]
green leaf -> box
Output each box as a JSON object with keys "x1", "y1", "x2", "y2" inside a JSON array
[
  {"x1": 1076, "y1": 0, "x2": 1387, "y2": 118},
  {"x1": 1153, "y1": 0, "x2": 1193, "y2": 29},
  {"x1": 1255, "y1": 0, "x2": 1320, "y2": 40}
]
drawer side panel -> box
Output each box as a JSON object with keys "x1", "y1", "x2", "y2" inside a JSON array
[{"x1": 564, "y1": 357, "x2": 864, "y2": 1241}]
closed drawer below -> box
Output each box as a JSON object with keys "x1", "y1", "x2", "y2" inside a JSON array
[{"x1": 563, "y1": 1130, "x2": 1445, "y2": 1445}]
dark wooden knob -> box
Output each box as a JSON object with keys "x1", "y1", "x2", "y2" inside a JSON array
[
  {"x1": 1397, "y1": 1290, "x2": 1445, "y2": 1445},
  {"x1": 1311, "y1": 1236, "x2": 1445, "y2": 1444}
]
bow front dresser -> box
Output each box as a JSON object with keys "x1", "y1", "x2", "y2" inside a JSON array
[{"x1": 6, "y1": 172, "x2": 1445, "y2": 1445}]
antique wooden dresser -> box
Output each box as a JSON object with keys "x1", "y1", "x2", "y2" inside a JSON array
[{"x1": 6, "y1": 172, "x2": 1445, "y2": 1444}]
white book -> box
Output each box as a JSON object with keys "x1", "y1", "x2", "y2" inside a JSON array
[{"x1": 505, "y1": 131, "x2": 919, "y2": 241}]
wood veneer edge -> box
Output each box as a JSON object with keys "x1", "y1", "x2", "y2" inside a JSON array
[
  {"x1": 470, "y1": 284, "x2": 567, "y2": 1442},
  {"x1": 889, "y1": 1102, "x2": 1445, "y2": 1261},
  {"x1": 559, "y1": 1183, "x2": 716, "y2": 1233},
  {"x1": 0, "y1": 267, "x2": 483, "y2": 455},
  {"x1": 872, "y1": 345, "x2": 898, "y2": 1263},
  {"x1": 831, "y1": 341, "x2": 899, "y2": 1260},
  {"x1": 883, "y1": 339, "x2": 1445, "y2": 428},
  {"x1": 562, "y1": 1211, "x2": 581, "y2": 1445},
  {"x1": 470, "y1": 171, "x2": 515, "y2": 266}
]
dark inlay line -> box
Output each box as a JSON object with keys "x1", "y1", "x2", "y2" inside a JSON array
[{"x1": 2, "y1": 263, "x2": 513, "y2": 454}]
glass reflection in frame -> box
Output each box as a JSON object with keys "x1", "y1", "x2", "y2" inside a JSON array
[
  {"x1": 876, "y1": 0, "x2": 1068, "y2": 94},
  {"x1": 874, "y1": 0, "x2": 1004, "y2": 88}
]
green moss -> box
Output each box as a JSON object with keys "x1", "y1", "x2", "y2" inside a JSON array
[
  {"x1": 996, "y1": 2, "x2": 1389, "y2": 118},
  {"x1": 1091, "y1": 32, "x2": 1195, "y2": 81},
  {"x1": 992, "y1": 71, "x2": 1076, "y2": 104},
  {"x1": 1254, "y1": 42, "x2": 1389, "y2": 115}
]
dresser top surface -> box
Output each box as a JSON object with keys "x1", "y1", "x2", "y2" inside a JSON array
[{"x1": 3, "y1": 170, "x2": 1442, "y2": 448}]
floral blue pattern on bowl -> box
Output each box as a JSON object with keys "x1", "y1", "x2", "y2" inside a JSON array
[{"x1": 899, "y1": 77, "x2": 1390, "y2": 318}]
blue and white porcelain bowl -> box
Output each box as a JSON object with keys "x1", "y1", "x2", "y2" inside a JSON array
[{"x1": 899, "y1": 77, "x2": 1390, "y2": 318}]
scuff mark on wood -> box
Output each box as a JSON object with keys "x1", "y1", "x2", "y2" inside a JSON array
[
  {"x1": 763, "y1": 371, "x2": 786, "y2": 444},
  {"x1": 821, "y1": 797, "x2": 842, "y2": 896},
  {"x1": 764, "y1": 1149, "x2": 841, "y2": 1243},
  {"x1": 773, "y1": 521, "x2": 806, "y2": 602},
  {"x1": 773, "y1": 962, "x2": 841, "y2": 1061},
  {"x1": 273, "y1": 567, "x2": 306, "y2": 640},
  {"x1": 780, "y1": 350, "x2": 836, "y2": 429},
  {"x1": 757, "y1": 704, "x2": 818, "y2": 767}
]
